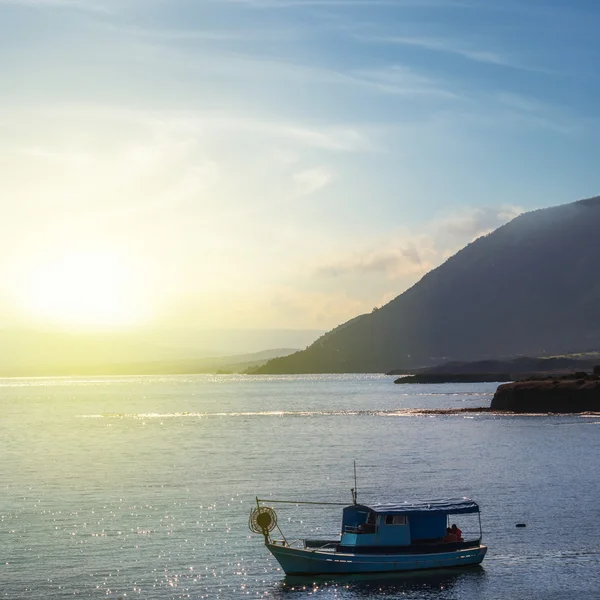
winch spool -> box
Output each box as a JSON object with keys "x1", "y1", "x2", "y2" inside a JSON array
[{"x1": 249, "y1": 506, "x2": 277, "y2": 541}]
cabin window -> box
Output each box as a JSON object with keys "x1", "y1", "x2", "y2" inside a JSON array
[{"x1": 385, "y1": 515, "x2": 407, "y2": 525}]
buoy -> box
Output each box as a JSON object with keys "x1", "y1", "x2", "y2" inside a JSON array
[{"x1": 516, "y1": 523, "x2": 526, "y2": 528}]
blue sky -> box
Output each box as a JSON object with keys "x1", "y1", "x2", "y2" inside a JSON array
[{"x1": 0, "y1": 0, "x2": 599, "y2": 335}]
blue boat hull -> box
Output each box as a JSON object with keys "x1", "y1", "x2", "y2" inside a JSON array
[{"x1": 267, "y1": 543, "x2": 487, "y2": 575}]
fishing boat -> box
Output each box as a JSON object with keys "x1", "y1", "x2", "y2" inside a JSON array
[{"x1": 249, "y1": 493, "x2": 487, "y2": 575}]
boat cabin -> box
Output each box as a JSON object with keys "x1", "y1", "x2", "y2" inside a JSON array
[{"x1": 339, "y1": 498, "x2": 481, "y2": 549}]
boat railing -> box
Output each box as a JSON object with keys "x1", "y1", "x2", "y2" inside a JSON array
[
  {"x1": 304, "y1": 538, "x2": 340, "y2": 549},
  {"x1": 302, "y1": 541, "x2": 338, "y2": 553},
  {"x1": 271, "y1": 538, "x2": 303, "y2": 549},
  {"x1": 270, "y1": 538, "x2": 339, "y2": 551}
]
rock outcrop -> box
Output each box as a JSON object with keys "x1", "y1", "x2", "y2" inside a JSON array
[{"x1": 491, "y1": 373, "x2": 600, "y2": 413}]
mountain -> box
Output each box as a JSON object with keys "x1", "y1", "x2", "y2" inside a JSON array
[{"x1": 254, "y1": 196, "x2": 600, "y2": 374}]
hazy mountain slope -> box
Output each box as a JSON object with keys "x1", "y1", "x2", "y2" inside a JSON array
[
  {"x1": 0, "y1": 328, "x2": 322, "y2": 375},
  {"x1": 0, "y1": 348, "x2": 299, "y2": 377},
  {"x1": 254, "y1": 196, "x2": 600, "y2": 373}
]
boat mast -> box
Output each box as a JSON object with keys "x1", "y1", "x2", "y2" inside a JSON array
[{"x1": 351, "y1": 460, "x2": 358, "y2": 504}]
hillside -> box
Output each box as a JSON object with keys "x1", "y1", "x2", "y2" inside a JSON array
[{"x1": 254, "y1": 196, "x2": 600, "y2": 373}]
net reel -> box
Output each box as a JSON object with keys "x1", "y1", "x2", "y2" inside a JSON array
[{"x1": 249, "y1": 506, "x2": 277, "y2": 542}]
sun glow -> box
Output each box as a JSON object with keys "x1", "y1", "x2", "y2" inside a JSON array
[{"x1": 18, "y1": 248, "x2": 150, "y2": 331}]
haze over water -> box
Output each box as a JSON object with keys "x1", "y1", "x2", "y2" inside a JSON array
[{"x1": 2, "y1": 374, "x2": 599, "y2": 599}]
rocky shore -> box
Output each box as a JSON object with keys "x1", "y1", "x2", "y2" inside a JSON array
[{"x1": 491, "y1": 372, "x2": 600, "y2": 413}]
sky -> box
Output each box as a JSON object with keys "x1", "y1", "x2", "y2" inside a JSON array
[{"x1": 1, "y1": 0, "x2": 599, "y2": 341}]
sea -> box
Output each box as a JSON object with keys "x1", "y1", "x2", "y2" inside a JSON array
[{"x1": 1, "y1": 374, "x2": 599, "y2": 599}]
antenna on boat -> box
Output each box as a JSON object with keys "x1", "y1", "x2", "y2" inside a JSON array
[{"x1": 351, "y1": 460, "x2": 358, "y2": 504}]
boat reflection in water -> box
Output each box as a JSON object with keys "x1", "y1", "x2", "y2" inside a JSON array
[{"x1": 272, "y1": 565, "x2": 485, "y2": 598}]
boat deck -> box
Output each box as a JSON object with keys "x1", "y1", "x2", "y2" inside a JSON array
[{"x1": 298, "y1": 538, "x2": 482, "y2": 555}]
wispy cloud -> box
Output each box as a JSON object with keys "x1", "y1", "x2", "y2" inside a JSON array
[
  {"x1": 101, "y1": 23, "x2": 300, "y2": 43},
  {"x1": 213, "y1": 0, "x2": 469, "y2": 7},
  {"x1": 124, "y1": 37, "x2": 457, "y2": 101},
  {"x1": 185, "y1": 284, "x2": 370, "y2": 329},
  {"x1": 265, "y1": 286, "x2": 368, "y2": 328},
  {"x1": 6, "y1": 105, "x2": 369, "y2": 232},
  {"x1": 351, "y1": 65, "x2": 458, "y2": 99},
  {"x1": 314, "y1": 204, "x2": 523, "y2": 280},
  {"x1": 0, "y1": 0, "x2": 109, "y2": 12},
  {"x1": 36, "y1": 106, "x2": 375, "y2": 152},
  {"x1": 355, "y1": 34, "x2": 544, "y2": 72},
  {"x1": 363, "y1": 35, "x2": 509, "y2": 66},
  {"x1": 461, "y1": 92, "x2": 592, "y2": 136},
  {"x1": 437, "y1": 205, "x2": 524, "y2": 238},
  {"x1": 315, "y1": 238, "x2": 435, "y2": 279},
  {"x1": 292, "y1": 167, "x2": 334, "y2": 197}
]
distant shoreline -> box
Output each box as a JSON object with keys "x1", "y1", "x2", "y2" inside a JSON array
[{"x1": 394, "y1": 374, "x2": 511, "y2": 384}]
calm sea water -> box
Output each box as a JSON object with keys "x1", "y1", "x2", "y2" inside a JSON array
[{"x1": 1, "y1": 374, "x2": 599, "y2": 599}]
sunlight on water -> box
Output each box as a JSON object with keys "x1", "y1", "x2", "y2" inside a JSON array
[
  {"x1": 80, "y1": 409, "x2": 480, "y2": 419},
  {"x1": 1, "y1": 374, "x2": 599, "y2": 599}
]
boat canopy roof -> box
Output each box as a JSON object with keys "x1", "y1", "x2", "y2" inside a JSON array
[{"x1": 353, "y1": 498, "x2": 480, "y2": 516}]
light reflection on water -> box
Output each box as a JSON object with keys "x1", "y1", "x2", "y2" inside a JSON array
[
  {"x1": 1, "y1": 374, "x2": 599, "y2": 599},
  {"x1": 274, "y1": 566, "x2": 486, "y2": 598}
]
